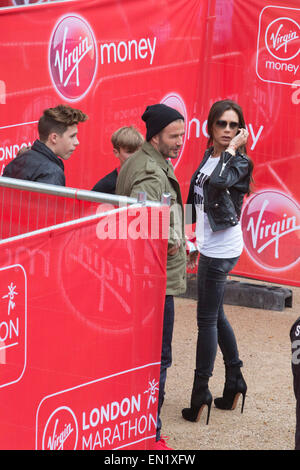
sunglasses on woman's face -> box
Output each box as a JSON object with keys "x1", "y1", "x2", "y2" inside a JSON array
[{"x1": 215, "y1": 120, "x2": 239, "y2": 130}]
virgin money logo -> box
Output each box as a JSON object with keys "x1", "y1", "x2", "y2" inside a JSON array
[
  {"x1": 49, "y1": 15, "x2": 98, "y2": 102},
  {"x1": 265, "y1": 17, "x2": 300, "y2": 61},
  {"x1": 42, "y1": 406, "x2": 79, "y2": 450},
  {"x1": 256, "y1": 7, "x2": 300, "y2": 85},
  {"x1": 160, "y1": 93, "x2": 187, "y2": 169},
  {"x1": 241, "y1": 191, "x2": 300, "y2": 271}
]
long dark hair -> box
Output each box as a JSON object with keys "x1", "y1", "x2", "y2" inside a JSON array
[{"x1": 207, "y1": 99, "x2": 254, "y2": 194}]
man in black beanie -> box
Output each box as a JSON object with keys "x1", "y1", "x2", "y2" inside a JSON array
[
  {"x1": 116, "y1": 104, "x2": 186, "y2": 450},
  {"x1": 142, "y1": 103, "x2": 184, "y2": 141}
]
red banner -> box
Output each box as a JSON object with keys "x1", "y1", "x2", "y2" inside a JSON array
[
  {"x1": 205, "y1": 0, "x2": 300, "y2": 286},
  {"x1": 0, "y1": 0, "x2": 299, "y2": 285},
  {"x1": 0, "y1": 204, "x2": 168, "y2": 449}
]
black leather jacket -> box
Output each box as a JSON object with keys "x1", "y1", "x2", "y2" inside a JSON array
[
  {"x1": 3, "y1": 140, "x2": 65, "y2": 186},
  {"x1": 186, "y1": 147, "x2": 251, "y2": 232},
  {"x1": 91, "y1": 168, "x2": 118, "y2": 194}
]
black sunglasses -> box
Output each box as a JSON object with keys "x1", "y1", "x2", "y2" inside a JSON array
[{"x1": 215, "y1": 120, "x2": 239, "y2": 130}]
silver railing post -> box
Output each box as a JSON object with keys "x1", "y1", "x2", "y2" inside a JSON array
[
  {"x1": 161, "y1": 192, "x2": 171, "y2": 206},
  {"x1": 137, "y1": 191, "x2": 147, "y2": 205}
]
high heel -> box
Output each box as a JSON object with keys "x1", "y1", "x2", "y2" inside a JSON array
[
  {"x1": 181, "y1": 372, "x2": 212, "y2": 425},
  {"x1": 214, "y1": 366, "x2": 247, "y2": 413},
  {"x1": 182, "y1": 392, "x2": 212, "y2": 424}
]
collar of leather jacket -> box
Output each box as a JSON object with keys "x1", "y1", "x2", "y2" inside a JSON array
[{"x1": 32, "y1": 139, "x2": 65, "y2": 170}]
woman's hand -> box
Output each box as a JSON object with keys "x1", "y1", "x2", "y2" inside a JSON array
[{"x1": 227, "y1": 128, "x2": 249, "y2": 154}]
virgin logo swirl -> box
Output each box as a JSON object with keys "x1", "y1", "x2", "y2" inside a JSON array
[
  {"x1": 265, "y1": 17, "x2": 300, "y2": 61},
  {"x1": 241, "y1": 191, "x2": 300, "y2": 271},
  {"x1": 42, "y1": 406, "x2": 78, "y2": 450},
  {"x1": 48, "y1": 15, "x2": 98, "y2": 102}
]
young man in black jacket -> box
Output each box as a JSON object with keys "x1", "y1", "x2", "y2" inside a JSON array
[{"x1": 3, "y1": 105, "x2": 88, "y2": 186}]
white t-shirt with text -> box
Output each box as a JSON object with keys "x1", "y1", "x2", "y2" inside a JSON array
[{"x1": 194, "y1": 156, "x2": 243, "y2": 258}]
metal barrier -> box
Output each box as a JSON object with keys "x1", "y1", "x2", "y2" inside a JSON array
[
  {"x1": 0, "y1": 181, "x2": 170, "y2": 450},
  {"x1": 0, "y1": 177, "x2": 170, "y2": 242}
]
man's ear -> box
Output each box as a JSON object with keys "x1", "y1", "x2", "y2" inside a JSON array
[
  {"x1": 47, "y1": 132, "x2": 58, "y2": 146},
  {"x1": 112, "y1": 148, "x2": 119, "y2": 157},
  {"x1": 151, "y1": 134, "x2": 159, "y2": 146}
]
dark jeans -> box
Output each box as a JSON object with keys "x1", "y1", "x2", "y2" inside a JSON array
[
  {"x1": 195, "y1": 254, "x2": 242, "y2": 379},
  {"x1": 156, "y1": 295, "x2": 174, "y2": 440}
]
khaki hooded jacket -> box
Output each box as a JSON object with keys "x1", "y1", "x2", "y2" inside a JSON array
[{"x1": 116, "y1": 141, "x2": 186, "y2": 296}]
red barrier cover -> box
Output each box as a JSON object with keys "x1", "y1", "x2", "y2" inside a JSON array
[
  {"x1": 0, "y1": 184, "x2": 103, "y2": 239},
  {"x1": 0, "y1": 0, "x2": 299, "y2": 284},
  {"x1": 0, "y1": 204, "x2": 168, "y2": 449}
]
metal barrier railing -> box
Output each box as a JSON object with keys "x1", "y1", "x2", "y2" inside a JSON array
[
  {"x1": 0, "y1": 177, "x2": 170, "y2": 242},
  {"x1": 0, "y1": 176, "x2": 141, "y2": 205}
]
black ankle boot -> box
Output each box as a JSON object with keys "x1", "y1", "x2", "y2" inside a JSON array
[
  {"x1": 182, "y1": 372, "x2": 212, "y2": 424},
  {"x1": 214, "y1": 366, "x2": 247, "y2": 413}
]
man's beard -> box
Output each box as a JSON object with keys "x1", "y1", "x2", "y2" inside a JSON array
[{"x1": 158, "y1": 140, "x2": 180, "y2": 159}]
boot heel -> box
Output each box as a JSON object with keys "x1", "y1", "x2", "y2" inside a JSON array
[
  {"x1": 182, "y1": 372, "x2": 213, "y2": 425},
  {"x1": 182, "y1": 399, "x2": 212, "y2": 425},
  {"x1": 206, "y1": 401, "x2": 212, "y2": 425},
  {"x1": 230, "y1": 390, "x2": 246, "y2": 412},
  {"x1": 241, "y1": 391, "x2": 246, "y2": 414},
  {"x1": 196, "y1": 400, "x2": 212, "y2": 425},
  {"x1": 214, "y1": 367, "x2": 247, "y2": 413}
]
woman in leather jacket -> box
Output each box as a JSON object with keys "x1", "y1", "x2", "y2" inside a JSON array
[{"x1": 182, "y1": 100, "x2": 254, "y2": 424}]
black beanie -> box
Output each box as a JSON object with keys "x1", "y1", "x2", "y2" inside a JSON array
[{"x1": 142, "y1": 104, "x2": 184, "y2": 141}]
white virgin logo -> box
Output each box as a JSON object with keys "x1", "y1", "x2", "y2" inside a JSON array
[
  {"x1": 54, "y1": 26, "x2": 93, "y2": 88},
  {"x1": 42, "y1": 406, "x2": 78, "y2": 450},
  {"x1": 265, "y1": 17, "x2": 300, "y2": 61},
  {"x1": 49, "y1": 16, "x2": 98, "y2": 101},
  {"x1": 246, "y1": 199, "x2": 299, "y2": 259},
  {"x1": 47, "y1": 419, "x2": 74, "y2": 450},
  {"x1": 270, "y1": 24, "x2": 299, "y2": 54}
]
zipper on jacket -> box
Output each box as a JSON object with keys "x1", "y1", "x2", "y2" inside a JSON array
[{"x1": 219, "y1": 152, "x2": 234, "y2": 177}]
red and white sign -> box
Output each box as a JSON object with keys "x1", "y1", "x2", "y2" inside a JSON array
[
  {"x1": 256, "y1": 6, "x2": 300, "y2": 85},
  {"x1": 49, "y1": 14, "x2": 98, "y2": 102},
  {"x1": 0, "y1": 204, "x2": 168, "y2": 450},
  {"x1": 0, "y1": 0, "x2": 299, "y2": 287},
  {"x1": 37, "y1": 365, "x2": 160, "y2": 450},
  {"x1": 41, "y1": 406, "x2": 79, "y2": 450},
  {"x1": 0, "y1": 265, "x2": 27, "y2": 388},
  {"x1": 241, "y1": 190, "x2": 300, "y2": 271}
]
